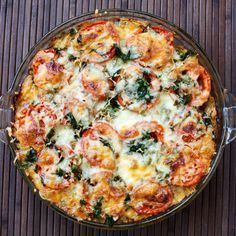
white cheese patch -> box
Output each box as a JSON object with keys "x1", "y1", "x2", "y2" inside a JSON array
[
  {"x1": 111, "y1": 110, "x2": 148, "y2": 131},
  {"x1": 55, "y1": 126, "x2": 75, "y2": 146}
]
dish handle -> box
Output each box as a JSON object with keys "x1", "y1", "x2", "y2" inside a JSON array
[
  {"x1": 224, "y1": 90, "x2": 236, "y2": 145},
  {"x1": 0, "y1": 92, "x2": 13, "y2": 144}
]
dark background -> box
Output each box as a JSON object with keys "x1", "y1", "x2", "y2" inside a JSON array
[{"x1": 0, "y1": 0, "x2": 235, "y2": 235}]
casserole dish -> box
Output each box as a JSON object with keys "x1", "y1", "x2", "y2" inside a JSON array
[{"x1": 0, "y1": 9, "x2": 235, "y2": 229}]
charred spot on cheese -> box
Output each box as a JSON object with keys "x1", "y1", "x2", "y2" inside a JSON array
[{"x1": 112, "y1": 175, "x2": 122, "y2": 182}]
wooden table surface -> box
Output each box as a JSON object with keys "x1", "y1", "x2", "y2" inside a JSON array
[{"x1": 0, "y1": 0, "x2": 235, "y2": 235}]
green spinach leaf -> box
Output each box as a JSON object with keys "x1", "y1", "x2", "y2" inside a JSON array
[
  {"x1": 136, "y1": 78, "x2": 153, "y2": 101},
  {"x1": 69, "y1": 28, "x2": 77, "y2": 36},
  {"x1": 114, "y1": 44, "x2": 131, "y2": 62},
  {"x1": 45, "y1": 128, "x2": 55, "y2": 147},
  {"x1": 124, "y1": 193, "x2": 131, "y2": 204},
  {"x1": 202, "y1": 112, "x2": 212, "y2": 126},
  {"x1": 175, "y1": 94, "x2": 191, "y2": 106},
  {"x1": 71, "y1": 164, "x2": 82, "y2": 181},
  {"x1": 127, "y1": 131, "x2": 156, "y2": 154},
  {"x1": 21, "y1": 148, "x2": 38, "y2": 169},
  {"x1": 93, "y1": 196, "x2": 103, "y2": 219},
  {"x1": 55, "y1": 168, "x2": 66, "y2": 177},
  {"x1": 99, "y1": 138, "x2": 114, "y2": 152},
  {"x1": 68, "y1": 54, "x2": 77, "y2": 61},
  {"x1": 80, "y1": 199, "x2": 87, "y2": 205},
  {"x1": 65, "y1": 112, "x2": 80, "y2": 130},
  {"x1": 105, "y1": 214, "x2": 115, "y2": 227}
]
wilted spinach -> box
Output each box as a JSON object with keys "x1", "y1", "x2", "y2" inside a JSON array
[
  {"x1": 71, "y1": 164, "x2": 82, "y2": 181},
  {"x1": 202, "y1": 112, "x2": 212, "y2": 126},
  {"x1": 69, "y1": 28, "x2": 77, "y2": 36},
  {"x1": 114, "y1": 44, "x2": 131, "y2": 62},
  {"x1": 93, "y1": 196, "x2": 104, "y2": 219},
  {"x1": 68, "y1": 54, "x2": 77, "y2": 61},
  {"x1": 105, "y1": 215, "x2": 115, "y2": 227},
  {"x1": 174, "y1": 48, "x2": 196, "y2": 62},
  {"x1": 174, "y1": 94, "x2": 191, "y2": 106},
  {"x1": 136, "y1": 78, "x2": 153, "y2": 101},
  {"x1": 65, "y1": 112, "x2": 80, "y2": 130},
  {"x1": 127, "y1": 131, "x2": 156, "y2": 154},
  {"x1": 99, "y1": 138, "x2": 114, "y2": 152},
  {"x1": 45, "y1": 128, "x2": 55, "y2": 147},
  {"x1": 21, "y1": 148, "x2": 38, "y2": 169},
  {"x1": 124, "y1": 193, "x2": 131, "y2": 204}
]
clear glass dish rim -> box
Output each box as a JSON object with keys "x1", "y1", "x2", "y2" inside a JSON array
[{"x1": 7, "y1": 9, "x2": 227, "y2": 230}]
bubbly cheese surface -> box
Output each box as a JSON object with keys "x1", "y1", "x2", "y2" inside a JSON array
[{"x1": 13, "y1": 18, "x2": 217, "y2": 226}]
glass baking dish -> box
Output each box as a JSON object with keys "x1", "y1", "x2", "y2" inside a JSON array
[{"x1": 0, "y1": 9, "x2": 235, "y2": 229}]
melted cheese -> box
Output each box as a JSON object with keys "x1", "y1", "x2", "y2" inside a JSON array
[
  {"x1": 117, "y1": 154, "x2": 156, "y2": 186},
  {"x1": 13, "y1": 18, "x2": 217, "y2": 225},
  {"x1": 112, "y1": 110, "x2": 146, "y2": 131},
  {"x1": 54, "y1": 126, "x2": 75, "y2": 146}
]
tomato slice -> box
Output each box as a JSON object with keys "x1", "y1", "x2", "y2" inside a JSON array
[
  {"x1": 34, "y1": 103, "x2": 57, "y2": 124},
  {"x1": 37, "y1": 149, "x2": 82, "y2": 190},
  {"x1": 15, "y1": 103, "x2": 57, "y2": 148},
  {"x1": 116, "y1": 65, "x2": 161, "y2": 113},
  {"x1": 32, "y1": 49, "x2": 65, "y2": 91},
  {"x1": 80, "y1": 21, "x2": 107, "y2": 32},
  {"x1": 32, "y1": 49, "x2": 57, "y2": 74},
  {"x1": 80, "y1": 21, "x2": 119, "y2": 63},
  {"x1": 152, "y1": 26, "x2": 174, "y2": 46},
  {"x1": 81, "y1": 122, "x2": 121, "y2": 170},
  {"x1": 182, "y1": 134, "x2": 195, "y2": 142},
  {"x1": 132, "y1": 180, "x2": 173, "y2": 215},
  {"x1": 125, "y1": 26, "x2": 173, "y2": 68},
  {"x1": 192, "y1": 66, "x2": 211, "y2": 107},
  {"x1": 81, "y1": 64, "x2": 110, "y2": 101},
  {"x1": 152, "y1": 26, "x2": 170, "y2": 35},
  {"x1": 171, "y1": 153, "x2": 205, "y2": 187},
  {"x1": 171, "y1": 63, "x2": 211, "y2": 107},
  {"x1": 121, "y1": 121, "x2": 164, "y2": 143}
]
